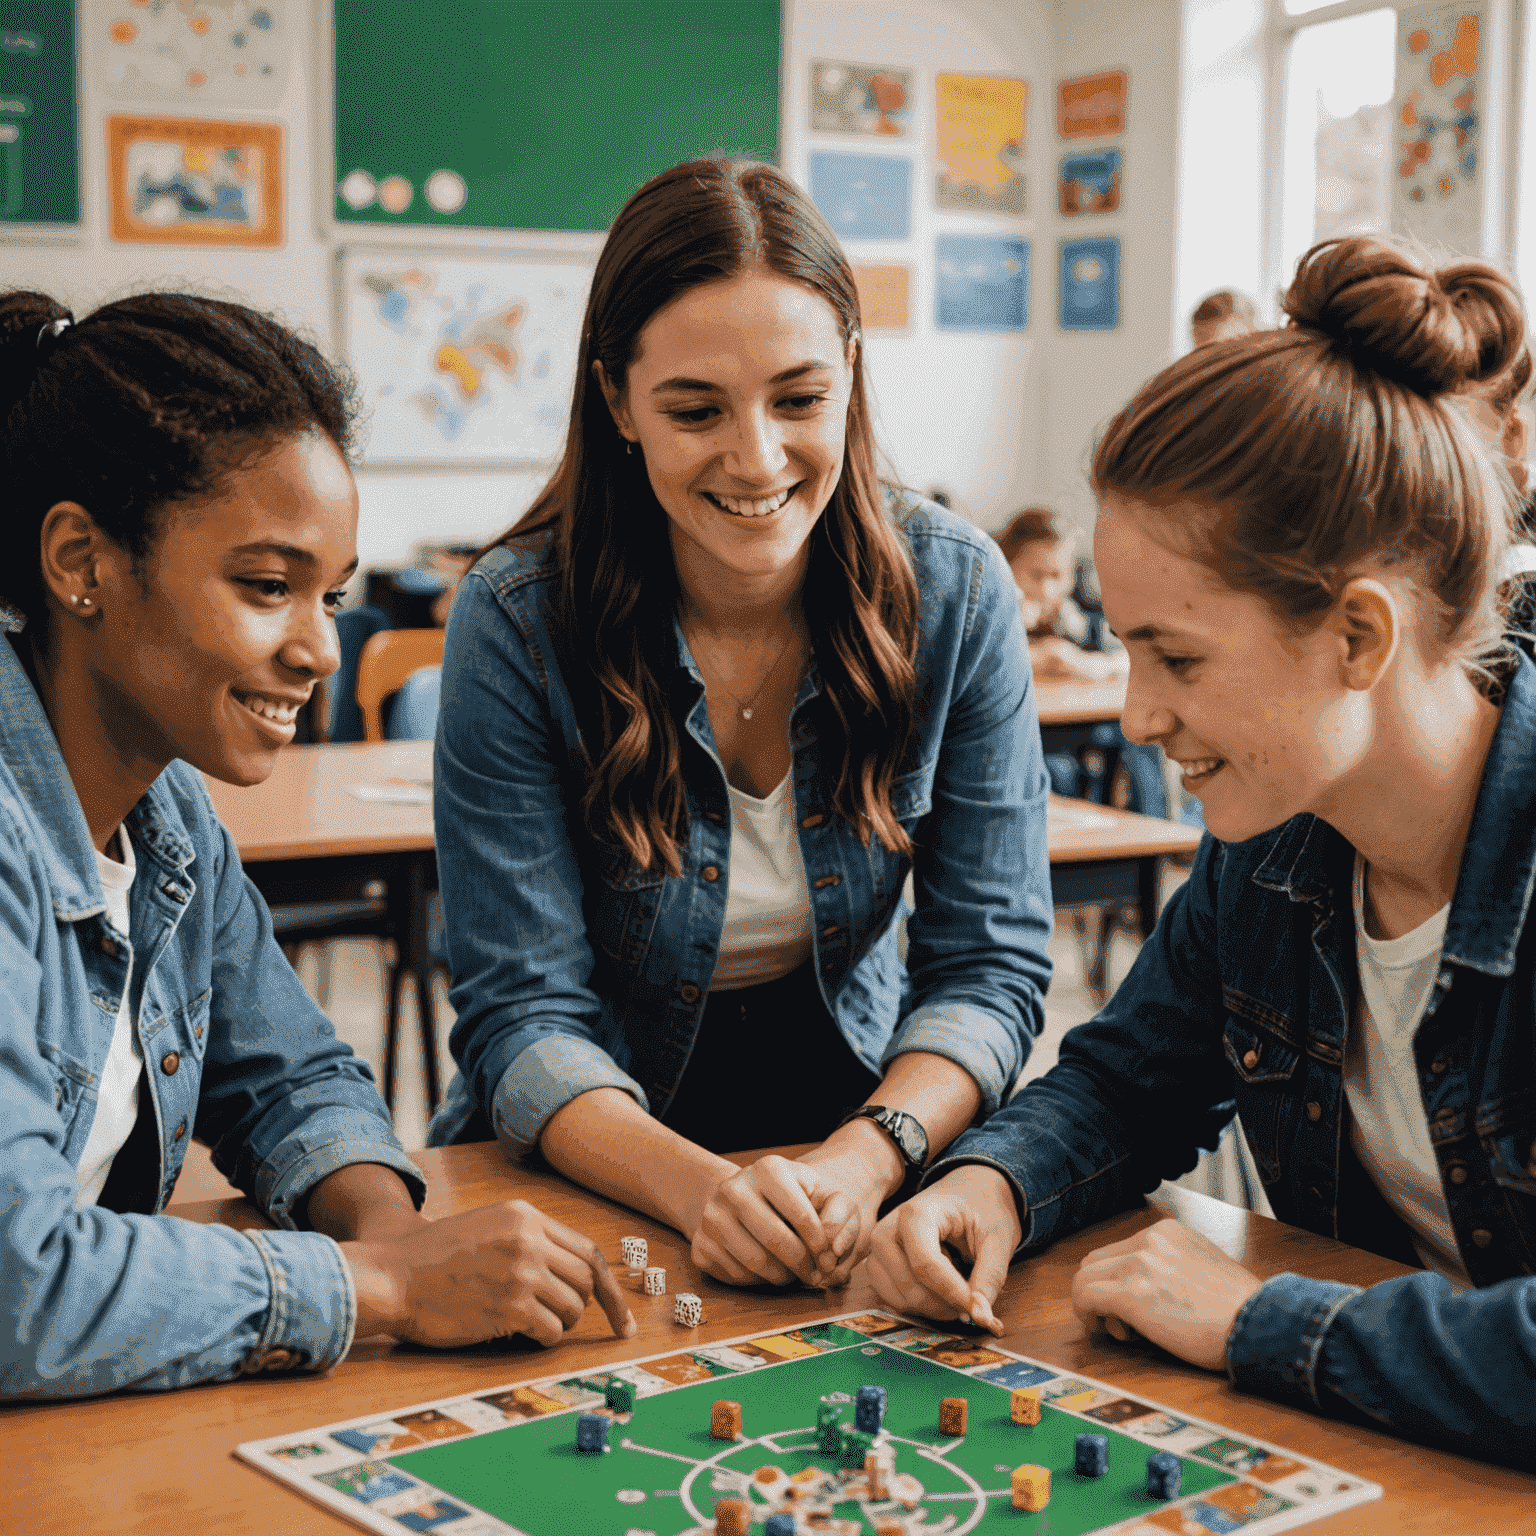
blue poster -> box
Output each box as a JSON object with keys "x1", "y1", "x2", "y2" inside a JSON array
[
  {"x1": 807, "y1": 152, "x2": 911, "y2": 240},
  {"x1": 1059, "y1": 148, "x2": 1122, "y2": 214},
  {"x1": 935, "y1": 235, "x2": 1030, "y2": 332},
  {"x1": 1060, "y1": 236, "x2": 1120, "y2": 331}
]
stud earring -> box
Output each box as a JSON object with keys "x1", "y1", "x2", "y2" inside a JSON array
[
  {"x1": 625, "y1": 439, "x2": 634, "y2": 456},
  {"x1": 70, "y1": 594, "x2": 79, "y2": 605},
  {"x1": 79, "y1": 596, "x2": 92, "y2": 609}
]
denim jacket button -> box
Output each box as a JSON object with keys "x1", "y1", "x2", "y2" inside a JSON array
[
  {"x1": 100, "y1": 935, "x2": 118, "y2": 957},
  {"x1": 701, "y1": 866, "x2": 720, "y2": 883},
  {"x1": 173, "y1": 1119, "x2": 186, "y2": 1142},
  {"x1": 1242, "y1": 1049, "x2": 1259, "y2": 1070},
  {"x1": 1305, "y1": 1101, "x2": 1322, "y2": 1122},
  {"x1": 1472, "y1": 1228, "x2": 1493, "y2": 1248},
  {"x1": 161, "y1": 1051, "x2": 180, "y2": 1076},
  {"x1": 1448, "y1": 1163, "x2": 1469, "y2": 1185},
  {"x1": 679, "y1": 983, "x2": 700, "y2": 1004}
]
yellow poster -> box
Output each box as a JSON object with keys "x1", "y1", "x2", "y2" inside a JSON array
[{"x1": 935, "y1": 73, "x2": 1027, "y2": 213}]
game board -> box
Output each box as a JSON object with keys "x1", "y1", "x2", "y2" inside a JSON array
[{"x1": 238, "y1": 1308, "x2": 1380, "y2": 1536}]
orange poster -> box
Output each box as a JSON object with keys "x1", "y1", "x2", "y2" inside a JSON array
[
  {"x1": 852, "y1": 264, "x2": 911, "y2": 332},
  {"x1": 1058, "y1": 69, "x2": 1128, "y2": 139},
  {"x1": 935, "y1": 73, "x2": 1027, "y2": 213}
]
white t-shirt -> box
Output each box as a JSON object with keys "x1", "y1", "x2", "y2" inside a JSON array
[
  {"x1": 74, "y1": 829, "x2": 145, "y2": 1205},
  {"x1": 1344, "y1": 854, "x2": 1467, "y2": 1283},
  {"x1": 709, "y1": 769, "x2": 814, "y2": 991}
]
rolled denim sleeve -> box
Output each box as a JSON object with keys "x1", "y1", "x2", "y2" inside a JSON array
[
  {"x1": 244, "y1": 1228, "x2": 357, "y2": 1373},
  {"x1": 1226, "y1": 1270, "x2": 1536, "y2": 1468},
  {"x1": 894, "y1": 530, "x2": 1054, "y2": 1114},
  {"x1": 433, "y1": 573, "x2": 644, "y2": 1157}
]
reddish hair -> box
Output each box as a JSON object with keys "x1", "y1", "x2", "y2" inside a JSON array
[
  {"x1": 1095, "y1": 237, "x2": 1527, "y2": 671},
  {"x1": 996, "y1": 506, "x2": 1075, "y2": 564}
]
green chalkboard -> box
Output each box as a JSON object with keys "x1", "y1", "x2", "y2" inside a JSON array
[
  {"x1": 0, "y1": 0, "x2": 78, "y2": 224},
  {"x1": 332, "y1": 0, "x2": 780, "y2": 233}
]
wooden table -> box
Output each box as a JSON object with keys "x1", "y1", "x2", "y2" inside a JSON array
[
  {"x1": 1034, "y1": 677, "x2": 1128, "y2": 728},
  {"x1": 4, "y1": 1145, "x2": 1528, "y2": 1533},
  {"x1": 203, "y1": 741, "x2": 440, "y2": 1109}
]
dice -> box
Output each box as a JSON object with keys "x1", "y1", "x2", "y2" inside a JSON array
[
  {"x1": 939, "y1": 1396, "x2": 968, "y2": 1436},
  {"x1": 713, "y1": 1498, "x2": 749, "y2": 1536},
  {"x1": 621, "y1": 1236, "x2": 648, "y2": 1270},
  {"x1": 1010, "y1": 1386, "x2": 1042, "y2": 1425},
  {"x1": 1012, "y1": 1462, "x2": 1051, "y2": 1512},
  {"x1": 674, "y1": 1292, "x2": 703, "y2": 1326},
  {"x1": 1146, "y1": 1450, "x2": 1181, "y2": 1500},
  {"x1": 604, "y1": 1377, "x2": 635, "y2": 1415},
  {"x1": 711, "y1": 1399, "x2": 743, "y2": 1440},
  {"x1": 1075, "y1": 1431, "x2": 1109, "y2": 1477},
  {"x1": 643, "y1": 1266, "x2": 666, "y2": 1295},
  {"x1": 855, "y1": 1383, "x2": 887, "y2": 1433},
  {"x1": 575, "y1": 1413, "x2": 608, "y2": 1453}
]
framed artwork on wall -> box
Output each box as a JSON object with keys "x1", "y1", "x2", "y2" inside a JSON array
[
  {"x1": 1059, "y1": 236, "x2": 1120, "y2": 331},
  {"x1": 810, "y1": 60, "x2": 912, "y2": 137},
  {"x1": 1058, "y1": 69, "x2": 1128, "y2": 139},
  {"x1": 1059, "y1": 148, "x2": 1122, "y2": 214},
  {"x1": 106, "y1": 113, "x2": 282, "y2": 244},
  {"x1": 807, "y1": 151, "x2": 912, "y2": 240},
  {"x1": 936, "y1": 235, "x2": 1029, "y2": 332},
  {"x1": 851, "y1": 264, "x2": 912, "y2": 332},
  {"x1": 934, "y1": 72, "x2": 1027, "y2": 213}
]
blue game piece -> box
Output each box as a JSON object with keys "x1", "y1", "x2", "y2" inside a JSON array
[
  {"x1": 855, "y1": 1383, "x2": 887, "y2": 1433},
  {"x1": 1146, "y1": 1450, "x2": 1181, "y2": 1499},
  {"x1": 575, "y1": 1413, "x2": 609, "y2": 1453},
  {"x1": 765, "y1": 1517, "x2": 795, "y2": 1536},
  {"x1": 1074, "y1": 1431, "x2": 1109, "y2": 1477}
]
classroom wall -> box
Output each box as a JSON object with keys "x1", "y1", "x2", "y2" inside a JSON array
[{"x1": 1, "y1": 0, "x2": 1174, "y2": 564}]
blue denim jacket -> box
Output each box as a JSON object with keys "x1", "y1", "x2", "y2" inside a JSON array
[
  {"x1": 428, "y1": 499, "x2": 1053, "y2": 1156},
  {"x1": 934, "y1": 654, "x2": 1536, "y2": 1468},
  {"x1": 0, "y1": 632, "x2": 425, "y2": 1399}
]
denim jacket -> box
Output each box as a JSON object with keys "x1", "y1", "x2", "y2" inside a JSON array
[
  {"x1": 935, "y1": 653, "x2": 1536, "y2": 1468},
  {"x1": 428, "y1": 499, "x2": 1053, "y2": 1156},
  {"x1": 0, "y1": 632, "x2": 426, "y2": 1399}
]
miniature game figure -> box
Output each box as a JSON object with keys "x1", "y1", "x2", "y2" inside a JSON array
[
  {"x1": 711, "y1": 1399, "x2": 743, "y2": 1439},
  {"x1": 575, "y1": 1414, "x2": 609, "y2": 1453},
  {"x1": 839, "y1": 1422, "x2": 875, "y2": 1466},
  {"x1": 674, "y1": 1292, "x2": 703, "y2": 1326},
  {"x1": 1010, "y1": 1386, "x2": 1042, "y2": 1424},
  {"x1": 939, "y1": 1396, "x2": 968, "y2": 1436},
  {"x1": 855, "y1": 1382, "x2": 887, "y2": 1433},
  {"x1": 1012, "y1": 1462, "x2": 1051, "y2": 1511},
  {"x1": 621, "y1": 1236, "x2": 648, "y2": 1270},
  {"x1": 1146, "y1": 1450, "x2": 1181, "y2": 1499},
  {"x1": 644, "y1": 1266, "x2": 666, "y2": 1295},
  {"x1": 604, "y1": 1378, "x2": 635, "y2": 1414},
  {"x1": 1075, "y1": 1432, "x2": 1109, "y2": 1477},
  {"x1": 713, "y1": 1496, "x2": 749, "y2": 1536}
]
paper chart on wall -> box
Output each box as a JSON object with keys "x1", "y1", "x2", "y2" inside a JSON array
[
  {"x1": 338, "y1": 248, "x2": 592, "y2": 467},
  {"x1": 809, "y1": 59, "x2": 912, "y2": 137},
  {"x1": 934, "y1": 72, "x2": 1027, "y2": 213},
  {"x1": 1391, "y1": 5, "x2": 1482, "y2": 253},
  {"x1": 87, "y1": 0, "x2": 291, "y2": 108}
]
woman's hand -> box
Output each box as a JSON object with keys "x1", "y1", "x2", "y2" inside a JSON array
[
  {"x1": 342, "y1": 1200, "x2": 636, "y2": 1349},
  {"x1": 866, "y1": 1164, "x2": 1021, "y2": 1333},
  {"x1": 690, "y1": 1155, "x2": 852, "y2": 1287},
  {"x1": 1070, "y1": 1218, "x2": 1263, "y2": 1371}
]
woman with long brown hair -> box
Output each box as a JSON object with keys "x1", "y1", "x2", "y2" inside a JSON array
[
  {"x1": 427, "y1": 158, "x2": 1053, "y2": 1288},
  {"x1": 869, "y1": 236, "x2": 1536, "y2": 1466}
]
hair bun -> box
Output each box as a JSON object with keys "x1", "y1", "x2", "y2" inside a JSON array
[
  {"x1": 0, "y1": 290, "x2": 73, "y2": 416},
  {"x1": 1282, "y1": 236, "x2": 1526, "y2": 400}
]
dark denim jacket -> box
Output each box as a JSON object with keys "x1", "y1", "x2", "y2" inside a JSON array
[
  {"x1": 428, "y1": 500, "x2": 1054, "y2": 1155},
  {"x1": 934, "y1": 654, "x2": 1536, "y2": 1468},
  {"x1": 0, "y1": 631, "x2": 425, "y2": 1398}
]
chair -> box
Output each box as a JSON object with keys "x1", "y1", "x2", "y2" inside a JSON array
[{"x1": 356, "y1": 629, "x2": 447, "y2": 742}]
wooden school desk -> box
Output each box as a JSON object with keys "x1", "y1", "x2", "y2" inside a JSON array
[
  {"x1": 6, "y1": 1144, "x2": 1529, "y2": 1535},
  {"x1": 1034, "y1": 677, "x2": 1128, "y2": 729},
  {"x1": 202, "y1": 740, "x2": 440, "y2": 1109}
]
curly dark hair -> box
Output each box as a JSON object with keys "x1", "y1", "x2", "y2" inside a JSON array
[{"x1": 0, "y1": 289, "x2": 357, "y2": 623}]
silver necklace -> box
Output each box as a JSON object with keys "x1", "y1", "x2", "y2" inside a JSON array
[{"x1": 689, "y1": 628, "x2": 798, "y2": 721}]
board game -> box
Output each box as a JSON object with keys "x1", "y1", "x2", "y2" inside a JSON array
[{"x1": 238, "y1": 1308, "x2": 1380, "y2": 1536}]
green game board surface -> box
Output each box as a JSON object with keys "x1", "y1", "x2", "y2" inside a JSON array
[{"x1": 387, "y1": 1340, "x2": 1233, "y2": 1534}]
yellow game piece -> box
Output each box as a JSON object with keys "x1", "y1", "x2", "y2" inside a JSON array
[
  {"x1": 711, "y1": 1399, "x2": 743, "y2": 1439},
  {"x1": 789, "y1": 1467, "x2": 820, "y2": 1484},
  {"x1": 939, "y1": 1396, "x2": 968, "y2": 1436},
  {"x1": 1010, "y1": 1386, "x2": 1043, "y2": 1425},
  {"x1": 1012, "y1": 1462, "x2": 1051, "y2": 1512},
  {"x1": 753, "y1": 1465, "x2": 782, "y2": 1484}
]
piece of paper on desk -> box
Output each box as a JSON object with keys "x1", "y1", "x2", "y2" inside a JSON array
[
  {"x1": 347, "y1": 778, "x2": 431, "y2": 806},
  {"x1": 1048, "y1": 802, "x2": 1118, "y2": 830}
]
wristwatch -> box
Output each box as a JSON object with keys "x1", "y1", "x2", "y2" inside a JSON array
[{"x1": 839, "y1": 1105, "x2": 929, "y2": 1170}]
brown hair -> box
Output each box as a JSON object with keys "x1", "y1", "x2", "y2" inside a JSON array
[
  {"x1": 495, "y1": 159, "x2": 919, "y2": 877},
  {"x1": 1094, "y1": 237, "x2": 1526, "y2": 671},
  {"x1": 1190, "y1": 289, "x2": 1260, "y2": 331},
  {"x1": 996, "y1": 506, "x2": 1075, "y2": 564}
]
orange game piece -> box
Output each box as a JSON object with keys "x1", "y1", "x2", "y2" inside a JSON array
[
  {"x1": 1010, "y1": 1386, "x2": 1043, "y2": 1425},
  {"x1": 939, "y1": 1396, "x2": 968, "y2": 1436},
  {"x1": 713, "y1": 1496, "x2": 749, "y2": 1536},
  {"x1": 711, "y1": 1399, "x2": 743, "y2": 1440}
]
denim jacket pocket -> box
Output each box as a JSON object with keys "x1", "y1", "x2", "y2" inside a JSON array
[
  {"x1": 590, "y1": 861, "x2": 665, "y2": 978},
  {"x1": 37, "y1": 1035, "x2": 96, "y2": 1160},
  {"x1": 1222, "y1": 995, "x2": 1303, "y2": 1185},
  {"x1": 890, "y1": 760, "x2": 936, "y2": 827},
  {"x1": 1477, "y1": 1088, "x2": 1536, "y2": 1195}
]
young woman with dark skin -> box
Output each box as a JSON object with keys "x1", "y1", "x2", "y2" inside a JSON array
[{"x1": 1, "y1": 292, "x2": 630, "y2": 1399}]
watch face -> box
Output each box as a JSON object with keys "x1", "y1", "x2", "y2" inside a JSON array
[{"x1": 893, "y1": 1116, "x2": 926, "y2": 1163}]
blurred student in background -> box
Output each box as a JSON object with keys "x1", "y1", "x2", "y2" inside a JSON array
[{"x1": 1190, "y1": 289, "x2": 1260, "y2": 349}]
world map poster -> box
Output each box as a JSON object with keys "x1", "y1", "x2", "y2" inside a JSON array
[{"x1": 338, "y1": 248, "x2": 592, "y2": 467}]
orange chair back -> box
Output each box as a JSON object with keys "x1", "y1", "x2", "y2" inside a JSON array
[{"x1": 355, "y1": 628, "x2": 446, "y2": 742}]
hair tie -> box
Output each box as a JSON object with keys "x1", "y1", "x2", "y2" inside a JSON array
[{"x1": 36, "y1": 316, "x2": 73, "y2": 355}]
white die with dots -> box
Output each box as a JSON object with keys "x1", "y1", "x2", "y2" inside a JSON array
[
  {"x1": 643, "y1": 1266, "x2": 666, "y2": 1295},
  {"x1": 674, "y1": 1292, "x2": 702, "y2": 1326},
  {"x1": 621, "y1": 1236, "x2": 648, "y2": 1269}
]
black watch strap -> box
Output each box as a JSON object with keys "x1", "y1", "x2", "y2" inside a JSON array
[{"x1": 839, "y1": 1104, "x2": 930, "y2": 1169}]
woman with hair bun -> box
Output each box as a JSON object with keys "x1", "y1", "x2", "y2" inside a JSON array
[
  {"x1": 427, "y1": 158, "x2": 1052, "y2": 1289},
  {"x1": 0, "y1": 291, "x2": 633, "y2": 1400},
  {"x1": 869, "y1": 236, "x2": 1536, "y2": 1466}
]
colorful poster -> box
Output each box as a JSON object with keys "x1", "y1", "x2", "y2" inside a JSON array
[
  {"x1": 1392, "y1": 6, "x2": 1482, "y2": 253},
  {"x1": 338, "y1": 247, "x2": 592, "y2": 466},
  {"x1": 810, "y1": 59, "x2": 911, "y2": 137},
  {"x1": 106, "y1": 114, "x2": 282, "y2": 245},
  {"x1": 936, "y1": 235, "x2": 1029, "y2": 332},
  {"x1": 1060, "y1": 236, "x2": 1120, "y2": 331},
  {"x1": 1059, "y1": 69, "x2": 1128, "y2": 139},
  {"x1": 1060, "y1": 147, "x2": 1122, "y2": 214},
  {"x1": 851, "y1": 263, "x2": 911, "y2": 332},
  {"x1": 935, "y1": 72, "x2": 1027, "y2": 212},
  {"x1": 807, "y1": 150, "x2": 911, "y2": 239},
  {"x1": 87, "y1": 0, "x2": 290, "y2": 107}
]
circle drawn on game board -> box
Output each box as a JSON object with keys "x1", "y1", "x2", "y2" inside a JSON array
[
  {"x1": 378, "y1": 176, "x2": 413, "y2": 214},
  {"x1": 425, "y1": 169, "x2": 467, "y2": 214},
  {"x1": 615, "y1": 1489, "x2": 646, "y2": 1504}
]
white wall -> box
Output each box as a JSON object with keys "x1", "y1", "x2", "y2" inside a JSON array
[{"x1": 2, "y1": 0, "x2": 1182, "y2": 562}]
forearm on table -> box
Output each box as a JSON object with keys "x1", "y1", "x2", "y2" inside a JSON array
[
  {"x1": 538, "y1": 1086, "x2": 737, "y2": 1237},
  {"x1": 302, "y1": 1162, "x2": 428, "y2": 1241}
]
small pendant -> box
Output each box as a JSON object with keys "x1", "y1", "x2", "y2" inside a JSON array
[{"x1": 741, "y1": 708, "x2": 753, "y2": 720}]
